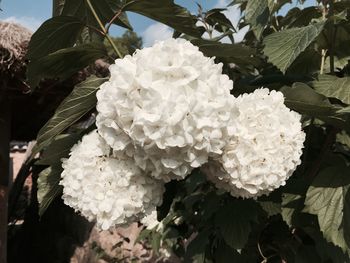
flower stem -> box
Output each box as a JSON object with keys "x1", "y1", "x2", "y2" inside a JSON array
[{"x1": 86, "y1": 0, "x2": 123, "y2": 58}]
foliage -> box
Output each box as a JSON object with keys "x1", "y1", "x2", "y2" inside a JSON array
[{"x1": 24, "y1": 0, "x2": 350, "y2": 261}]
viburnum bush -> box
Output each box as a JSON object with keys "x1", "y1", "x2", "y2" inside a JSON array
[{"x1": 26, "y1": 0, "x2": 350, "y2": 262}]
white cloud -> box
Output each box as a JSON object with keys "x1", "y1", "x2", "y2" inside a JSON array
[
  {"x1": 142, "y1": 23, "x2": 173, "y2": 47},
  {"x1": 3, "y1": 16, "x2": 42, "y2": 32}
]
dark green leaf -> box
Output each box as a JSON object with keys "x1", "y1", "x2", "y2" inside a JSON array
[
  {"x1": 36, "y1": 134, "x2": 81, "y2": 166},
  {"x1": 215, "y1": 240, "x2": 247, "y2": 263},
  {"x1": 27, "y1": 42, "x2": 107, "y2": 87},
  {"x1": 33, "y1": 76, "x2": 107, "y2": 155},
  {"x1": 62, "y1": 0, "x2": 132, "y2": 30},
  {"x1": 281, "y1": 193, "x2": 303, "y2": 227},
  {"x1": 280, "y1": 82, "x2": 337, "y2": 116},
  {"x1": 263, "y1": 22, "x2": 324, "y2": 73},
  {"x1": 259, "y1": 201, "x2": 281, "y2": 217},
  {"x1": 122, "y1": 0, "x2": 201, "y2": 37},
  {"x1": 245, "y1": 0, "x2": 269, "y2": 39},
  {"x1": 343, "y1": 187, "x2": 350, "y2": 250},
  {"x1": 287, "y1": 48, "x2": 321, "y2": 75},
  {"x1": 27, "y1": 16, "x2": 84, "y2": 60},
  {"x1": 286, "y1": 7, "x2": 321, "y2": 28},
  {"x1": 206, "y1": 9, "x2": 235, "y2": 31},
  {"x1": 304, "y1": 164, "x2": 350, "y2": 250},
  {"x1": 37, "y1": 165, "x2": 63, "y2": 216},
  {"x1": 215, "y1": 200, "x2": 260, "y2": 249},
  {"x1": 310, "y1": 75, "x2": 350, "y2": 105},
  {"x1": 305, "y1": 228, "x2": 350, "y2": 263},
  {"x1": 185, "y1": 228, "x2": 211, "y2": 263},
  {"x1": 190, "y1": 39, "x2": 260, "y2": 66}
]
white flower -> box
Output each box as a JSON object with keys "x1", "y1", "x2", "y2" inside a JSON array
[
  {"x1": 60, "y1": 130, "x2": 164, "y2": 230},
  {"x1": 96, "y1": 38, "x2": 234, "y2": 181},
  {"x1": 205, "y1": 89, "x2": 305, "y2": 198}
]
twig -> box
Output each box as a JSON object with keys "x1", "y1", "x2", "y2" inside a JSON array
[
  {"x1": 106, "y1": 9, "x2": 122, "y2": 33},
  {"x1": 320, "y1": 49, "x2": 327, "y2": 74},
  {"x1": 86, "y1": 0, "x2": 123, "y2": 58},
  {"x1": 257, "y1": 242, "x2": 267, "y2": 263},
  {"x1": 320, "y1": 1, "x2": 328, "y2": 74}
]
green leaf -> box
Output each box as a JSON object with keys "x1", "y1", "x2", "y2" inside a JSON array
[
  {"x1": 287, "y1": 48, "x2": 321, "y2": 75},
  {"x1": 215, "y1": 240, "x2": 247, "y2": 263},
  {"x1": 343, "y1": 189, "x2": 350, "y2": 251},
  {"x1": 185, "y1": 228, "x2": 211, "y2": 263},
  {"x1": 27, "y1": 16, "x2": 84, "y2": 60},
  {"x1": 206, "y1": 8, "x2": 235, "y2": 31},
  {"x1": 286, "y1": 7, "x2": 321, "y2": 28},
  {"x1": 62, "y1": 0, "x2": 132, "y2": 30},
  {"x1": 245, "y1": 0, "x2": 269, "y2": 39},
  {"x1": 36, "y1": 134, "x2": 81, "y2": 166},
  {"x1": 122, "y1": 0, "x2": 201, "y2": 38},
  {"x1": 281, "y1": 193, "x2": 303, "y2": 227},
  {"x1": 337, "y1": 131, "x2": 350, "y2": 149},
  {"x1": 190, "y1": 39, "x2": 260, "y2": 66},
  {"x1": 304, "y1": 164, "x2": 350, "y2": 250},
  {"x1": 33, "y1": 76, "x2": 107, "y2": 155},
  {"x1": 259, "y1": 201, "x2": 281, "y2": 217},
  {"x1": 215, "y1": 200, "x2": 260, "y2": 249},
  {"x1": 37, "y1": 165, "x2": 63, "y2": 216},
  {"x1": 310, "y1": 75, "x2": 350, "y2": 105},
  {"x1": 27, "y1": 42, "x2": 107, "y2": 87},
  {"x1": 280, "y1": 83, "x2": 337, "y2": 116},
  {"x1": 263, "y1": 22, "x2": 324, "y2": 73},
  {"x1": 305, "y1": 228, "x2": 350, "y2": 263}
]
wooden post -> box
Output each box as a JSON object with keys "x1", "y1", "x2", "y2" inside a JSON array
[{"x1": 0, "y1": 95, "x2": 10, "y2": 263}]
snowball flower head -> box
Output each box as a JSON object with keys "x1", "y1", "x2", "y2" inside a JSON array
[
  {"x1": 205, "y1": 89, "x2": 305, "y2": 198},
  {"x1": 96, "y1": 38, "x2": 234, "y2": 181},
  {"x1": 60, "y1": 130, "x2": 164, "y2": 230}
]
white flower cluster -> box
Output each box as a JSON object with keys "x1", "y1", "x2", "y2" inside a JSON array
[
  {"x1": 203, "y1": 89, "x2": 305, "y2": 198},
  {"x1": 60, "y1": 130, "x2": 164, "y2": 230},
  {"x1": 61, "y1": 39, "x2": 305, "y2": 229},
  {"x1": 96, "y1": 38, "x2": 234, "y2": 181}
]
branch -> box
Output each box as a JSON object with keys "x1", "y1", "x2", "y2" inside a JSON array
[
  {"x1": 86, "y1": 0, "x2": 123, "y2": 58},
  {"x1": 106, "y1": 9, "x2": 122, "y2": 33}
]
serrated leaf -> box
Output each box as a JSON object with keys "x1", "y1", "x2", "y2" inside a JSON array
[
  {"x1": 263, "y1": 22, "x2": 324, "y2": 73},
  {"x1": 27, "y1": 42, "x2": 107, "y2": 87},
  {"x1": 27, "y1": 16, "x2": 84, "y2": 60},
  {"x1": 37, "y1": 165, "x2": 63, "y2": 216},
  {"x1": 304, "y1": 164, "x2": 350, "y2": 251},
  {"x1": 32, "y1": 76, "x2": 107, "y2": 155},
  {"x1": 310, "y1": 75, "x2": 350, "y2": 105},
  {"x1": 245, "y1": 0, "x2": 269, "y2": 39},
  {"x1": 215, "y1": 200, "x2": 260, "y2": 249},
  {"x1": 122, "y1": 0, "x2": 201, "y2": 38}
]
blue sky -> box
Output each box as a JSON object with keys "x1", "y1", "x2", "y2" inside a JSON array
[{"x1": 0, "y1": 0, "x2": 316, "y2": 46}]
